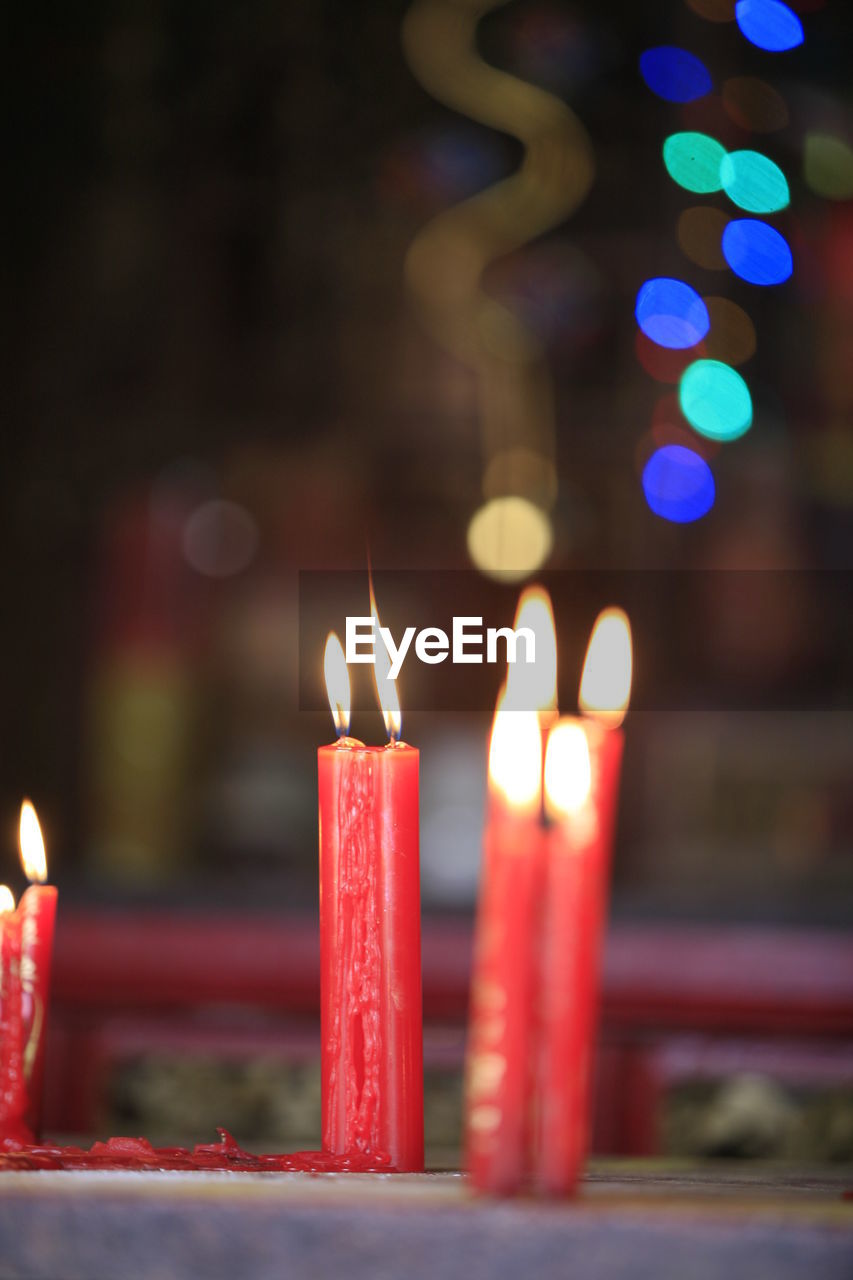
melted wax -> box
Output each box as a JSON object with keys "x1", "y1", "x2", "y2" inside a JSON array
[{"x1": 0, "y1": 1128, "x2": 394, "y2": 1173}]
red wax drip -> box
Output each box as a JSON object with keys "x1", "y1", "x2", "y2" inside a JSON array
[{"x1": 0, "y1": 1129, "x2": 394, "y2": 1173}]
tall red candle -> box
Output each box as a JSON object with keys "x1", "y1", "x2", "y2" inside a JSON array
[
  {"x1": 464, "y1": 694, "x2": 545, "y2": 1195},
  {"x1": 534, "y1": 610, "x2": 632, "y2": 1196},
  {"x1": 0, "y1": 802, "x2": 58, "y2": 1145},
  {"x1": 318, "y1": 632, "x2": 423, "y2": 1172},
  {"x1": 0, "y1": 899, "x2": 29, "y2": 1146}
]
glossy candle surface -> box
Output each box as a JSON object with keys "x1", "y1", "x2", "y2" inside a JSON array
[
  {"x1": 0, "y1": 885, "x2": 57, "y2": 1145},
  {"x1": 535, "y1": 720, "x2": 624, "y2": 1196},
  {"x1": 19, "y1": 884, "x2": 58, "y2": 1136},
  {"x1": 465, "y1": 792, "x2": 544, "y2": 1194},
  {"x1": 0, "y1": 914, "x2": 29, "y2": 1145},
  {"x1": 318, "y1": 739, "x2": 423, "y2": 1172}
]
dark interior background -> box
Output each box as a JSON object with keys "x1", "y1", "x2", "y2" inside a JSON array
[{"x1": 3, "y1": 0, "x2": 851, "y2": 927}]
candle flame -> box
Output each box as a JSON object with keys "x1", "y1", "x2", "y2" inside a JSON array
[
  {"x1": 544, "y1": 720, "x2": 592, "y2": 821},
  {"x1": 0, "y1": 885, "x2": 15, "y2": 914},
  {"x1": 19, "y1": 799, "x2": 48, "y2": 884},
  {"x1": 504, "y1": 584, "x2": 557, "y2": 713},
  {"x1": 579, "y1": 608, "x2": 632, "y2": 728},
  {"x1": 369, "y1": 576, "x2": 402, "y2": 743},
  {"x1": 488, "y1": 684, "x2": 542, "y2": 813},
  {"x1": 324, "y1": 632, "x2": 351, "y2": 737}
]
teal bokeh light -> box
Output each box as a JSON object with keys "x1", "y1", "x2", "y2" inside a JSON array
[
  {"x1": 721, "y1": 150, "x2": 789, "y2": 213},
  {"x1": 663, "y1": 132, "x2": 727, "y2": 194},
  {"x1": 680, "y1": 359, "x2": 753, "y2": 441}
]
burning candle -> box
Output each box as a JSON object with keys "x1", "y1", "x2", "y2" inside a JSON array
[
  {"x1": 536, "y1": 722, "x2": 597, "y2": 1195},
  {"x1": 0, "y1": 801, "x2": 58, "y2": 1144},
  {"x1": 577, "y1": 608, "x2": 633, "y2": 857},
  {"x1": 534, "y1": 610, "x2": 632, "y2": 1196},
  {"x1": 464, "y1": 691, "x2": 544, "y2": 1194},
  {"x1": 318, "y1": 605, "x2": 423, "y2": 1171},
  {"x1": 465, "y1": 586, "x2": 559, "y2": 1194}
]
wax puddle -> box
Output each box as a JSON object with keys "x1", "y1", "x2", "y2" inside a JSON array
[{"x1": 0, "y1": 1129, "x2": 394, "y2": 1173}]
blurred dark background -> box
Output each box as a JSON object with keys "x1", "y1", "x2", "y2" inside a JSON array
[{"x1": 2, "y1": 0, "x2": 851, "y2": 1160}]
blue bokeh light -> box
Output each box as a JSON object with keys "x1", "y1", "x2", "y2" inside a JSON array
[
  {"x1": 639, "y1": 46, "x2": 713, "y2": 103},
  {"x1": 635, "y1": 277, "x2": 710, "y2": 350},
  {"x1": 642, "y1": 445, "x2": 716, "y2": 523},
  {"x1": 722, "y1": 218, "x2": 793, "y2": 285},
  {"x1": 735, "y1": 0, "x2": 804, "y2": 53}
]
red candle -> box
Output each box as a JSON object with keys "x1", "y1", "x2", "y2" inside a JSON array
[
  {"x1": 318, "y1": 631, "x2": 423, "y2": 1172},
  {"x1": 0, "y1": 802, "x2": 58, "y2": 1145},
  {"x1": 0, "y1": 894, "x2": 28, "y2": 1146},
  {"x1": 534, "y1": 609, "x2": 632, "y2": 1196},
  {"x1": 464, "y1": 691, "x2": 545, "y2": 1195}
]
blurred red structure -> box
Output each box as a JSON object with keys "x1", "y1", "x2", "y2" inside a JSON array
[{"x1": 43, "y1": 914, "x2": 853, "y2": 1152}]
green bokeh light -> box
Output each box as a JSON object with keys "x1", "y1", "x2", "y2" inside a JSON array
[
  {"x1": 663, "y1": 132, "x2": 727, "y2": 194},
  {"x1": 721, "y1": 149, "x2": 789, "y2": 213},
  {"x1": 679, "y1": 359, "x2": 753, "y2": 441},
  {"x1": 804, "y1": 134, "x2": 853, "y2": 201}
]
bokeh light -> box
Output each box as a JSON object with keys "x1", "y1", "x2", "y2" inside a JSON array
[
  {"x1": 703, "y1": 297, "x2": 758, "y2": 365},
  {"x1": 680, "y1": 359, "x2": 753, "y2": 441},
  {"x1": 642, "y1": 445, "x2": 716, "y2": 522},
  {"x1": 722, "y1": 77, "x2": 789, "y2": 132},
  {"x1": 636, "y1": 410, "x2": 720, "y2": 478},
  {"x1": 639, "y1": 46, "x2": 712, "y2": 103},
  {"x1": 182, "y1": 500, "x2": 259, "y2": 578},
  {"x1": 635, "y1": 330, "x2": 706, "y2": 383},
  {"x1": 483, "y1": 448, "x2": 558, "y2": 510},
  {"x1": 635, "y1": 277, "x2": 710, "y2": 349},
  {"x1": 663, "y1": 132, "x2": 727, "y2": 194},
  {"x1": 808, "y1": 425, "x2": 853, "y2": 506},
  {"x1": 651, "y1": 413, "x2": 721, "y2": 459},
  {"x1": 651, "y1": 390, "x2": 688, "y2": 432},
  {"x1": 721, "y1": 149, "x2": 790, "y2": 213},
  {"x1": 467, "y1": 496, "x2": 553, "y2": 582},
  {"x1": 804, "y1": 134, "x2": 853, "y2": 201},
  {"x1": 686, "y1": 0, "x2": 736, "y2": 21},
  {"x1": 677, "y1": 206, "x2": 730, "y2": 270},
  {"x1": 722, "y1": 218, "x2": 794, "y2": 284},
  {"x1": 735, "y1": 0, "x2": 804, "y2": 52},
  {"x1": 489, "y1": 243, "x2": 603, "y2": 347}
]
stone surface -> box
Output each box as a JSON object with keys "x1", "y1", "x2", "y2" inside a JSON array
[{"x1": 0, "y1": 1163, "x2": 851, "y2": 1280}]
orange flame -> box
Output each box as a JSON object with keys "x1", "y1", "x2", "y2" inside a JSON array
[
  {"x1": 324, "y1": 632, "x2": 351, "y2": 737},
  {"x1": 504, "y1": 584, "x2": 557, "y2": 713},
  {"x1": 488, "y1": 684, "x2": 542, "y2": 813},
  {"x1": 544, "y1": 720, "x2": 592, "y2": 821},
  {"x1": 578, "y1": 608, "x2": 632, "y2": 728},
  {"x1": 19, "y1": 799, "x2": 48, "y2": 883},
  {"x1": 369, "y1": 576, "x2": 402, "y2": 742},
  {"x1": 0, "y1": 885, "x2": 15, "y2": 914}
]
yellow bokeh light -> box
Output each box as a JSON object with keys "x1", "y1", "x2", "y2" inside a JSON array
[
  {"x1": 483, "y1": 448, "x2": 558, "y2": 510},
  {"x1": 467, "y1": 496, "x2": 553, "y2": 583}
]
